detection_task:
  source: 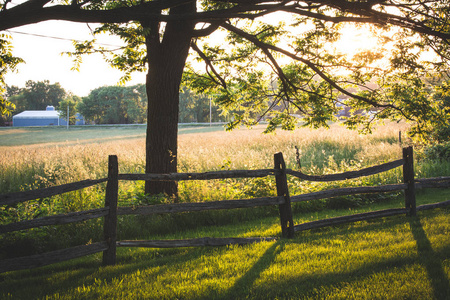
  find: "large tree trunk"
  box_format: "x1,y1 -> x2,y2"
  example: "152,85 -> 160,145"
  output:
144,3 -> 195,200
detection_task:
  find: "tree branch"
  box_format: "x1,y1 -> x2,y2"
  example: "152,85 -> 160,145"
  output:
0,0 -> 191,30
190,41 -> 227,89
1,0 -> 12,11
2,0 -> 449,44
192,21 -> 223,37
221,22 -> 399,110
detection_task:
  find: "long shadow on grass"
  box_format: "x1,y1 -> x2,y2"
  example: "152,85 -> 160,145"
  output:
409,217 -> 450,299
231,213 -> 450,299
0,247 -> 209,299
216,241 -> 284,300
240,241 -> 450,299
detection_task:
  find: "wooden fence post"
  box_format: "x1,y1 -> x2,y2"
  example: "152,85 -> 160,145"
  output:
103,155 -> 119,266
274,152 -> 294,238
402,146 -> 416,216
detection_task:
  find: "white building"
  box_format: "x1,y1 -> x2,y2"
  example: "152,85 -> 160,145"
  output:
12,106 -> 84,127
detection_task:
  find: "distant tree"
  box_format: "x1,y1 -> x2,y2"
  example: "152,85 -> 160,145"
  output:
0,85 -> 20,126
58,96 -> 79,125
179,86 -> 222,123
8,80 -> 67,113
76,94 -> 103,125
123,84 -> 147,124
0,100 -> 14,126
5,85 -> 21,98
78,84 -> 147,124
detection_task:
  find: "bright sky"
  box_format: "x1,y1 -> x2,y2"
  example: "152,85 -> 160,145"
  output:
5,21 -> 146,97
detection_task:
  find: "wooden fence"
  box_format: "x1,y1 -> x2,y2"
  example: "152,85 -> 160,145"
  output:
1,146 -> 449,273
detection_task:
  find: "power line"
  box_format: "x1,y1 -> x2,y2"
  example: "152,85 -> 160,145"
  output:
6,30 -> 123,48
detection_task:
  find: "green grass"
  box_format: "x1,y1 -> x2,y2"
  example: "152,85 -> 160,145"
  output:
0,124 -> 225,146
1,203 -> 449,299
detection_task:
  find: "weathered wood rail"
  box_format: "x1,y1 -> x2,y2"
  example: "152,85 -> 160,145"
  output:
1,146 -> 449,273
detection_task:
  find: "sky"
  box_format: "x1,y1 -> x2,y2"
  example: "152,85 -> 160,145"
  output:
5,21 -> 146,97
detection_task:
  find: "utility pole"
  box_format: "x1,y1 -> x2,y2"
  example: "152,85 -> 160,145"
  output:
67,105 -> 69,130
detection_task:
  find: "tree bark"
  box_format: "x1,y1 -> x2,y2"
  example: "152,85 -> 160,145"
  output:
144,2 -> 195,199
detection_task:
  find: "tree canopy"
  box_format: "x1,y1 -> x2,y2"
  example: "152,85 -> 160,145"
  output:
7,80 -> 67,113
58,95 -> 80,125
78,84 -> 147,124
179,86 -> 223,123
1,0 -> 449,196
0,33 -> 23,115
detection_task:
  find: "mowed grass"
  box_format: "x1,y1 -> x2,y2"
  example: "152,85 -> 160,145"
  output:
0,124 -> 224,147
1,122 -> 450,299
1,207 -> 449,299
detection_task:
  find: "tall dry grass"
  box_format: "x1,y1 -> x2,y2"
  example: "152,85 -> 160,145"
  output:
0,122 -> 409,198
0,122 -> 413,214
179,123 -> 407,172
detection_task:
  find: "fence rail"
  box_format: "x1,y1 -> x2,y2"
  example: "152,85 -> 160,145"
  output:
117,196 -> 284,216
0,242 -> 108,273
286,159 -> 404,181
0,208 -> 109,234
294,207 -> 408,232
0,178 -> 108,206
416,177 -> 450,188
118,169 -> 276,181
1,146 -> 449,273
290,183 -> 408,203
116,237 -> 278,248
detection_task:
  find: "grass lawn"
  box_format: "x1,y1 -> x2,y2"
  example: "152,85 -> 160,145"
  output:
1,202 -> 449,299
0,124 -> 225,146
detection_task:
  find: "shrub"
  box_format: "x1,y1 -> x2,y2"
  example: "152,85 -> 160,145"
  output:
422,142 -> 450,160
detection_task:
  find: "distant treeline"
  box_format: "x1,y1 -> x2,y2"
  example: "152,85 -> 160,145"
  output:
2,80 -> 225,125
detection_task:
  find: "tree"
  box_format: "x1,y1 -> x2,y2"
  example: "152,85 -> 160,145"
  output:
0,1 -> 449,199
0,33 -> 22,116
179,86 -> 222,123
58,96 -> 79,125
414,79 -> 450,143
7,80 -> 67,113
77,84 -> 147,124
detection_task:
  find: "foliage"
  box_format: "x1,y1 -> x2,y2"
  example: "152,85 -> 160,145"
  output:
0,33 -> 23,116
77,84 -> 147,124
65,21 -> 147,85
7,80 -> 67,113
179,86 -> 223,123
187,19 -> 450,141
416,79 -> 450,143
58,96 -> 80,125
421,142 -> 450,161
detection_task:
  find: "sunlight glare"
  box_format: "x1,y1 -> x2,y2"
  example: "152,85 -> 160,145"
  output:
334,25 -> 381,58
